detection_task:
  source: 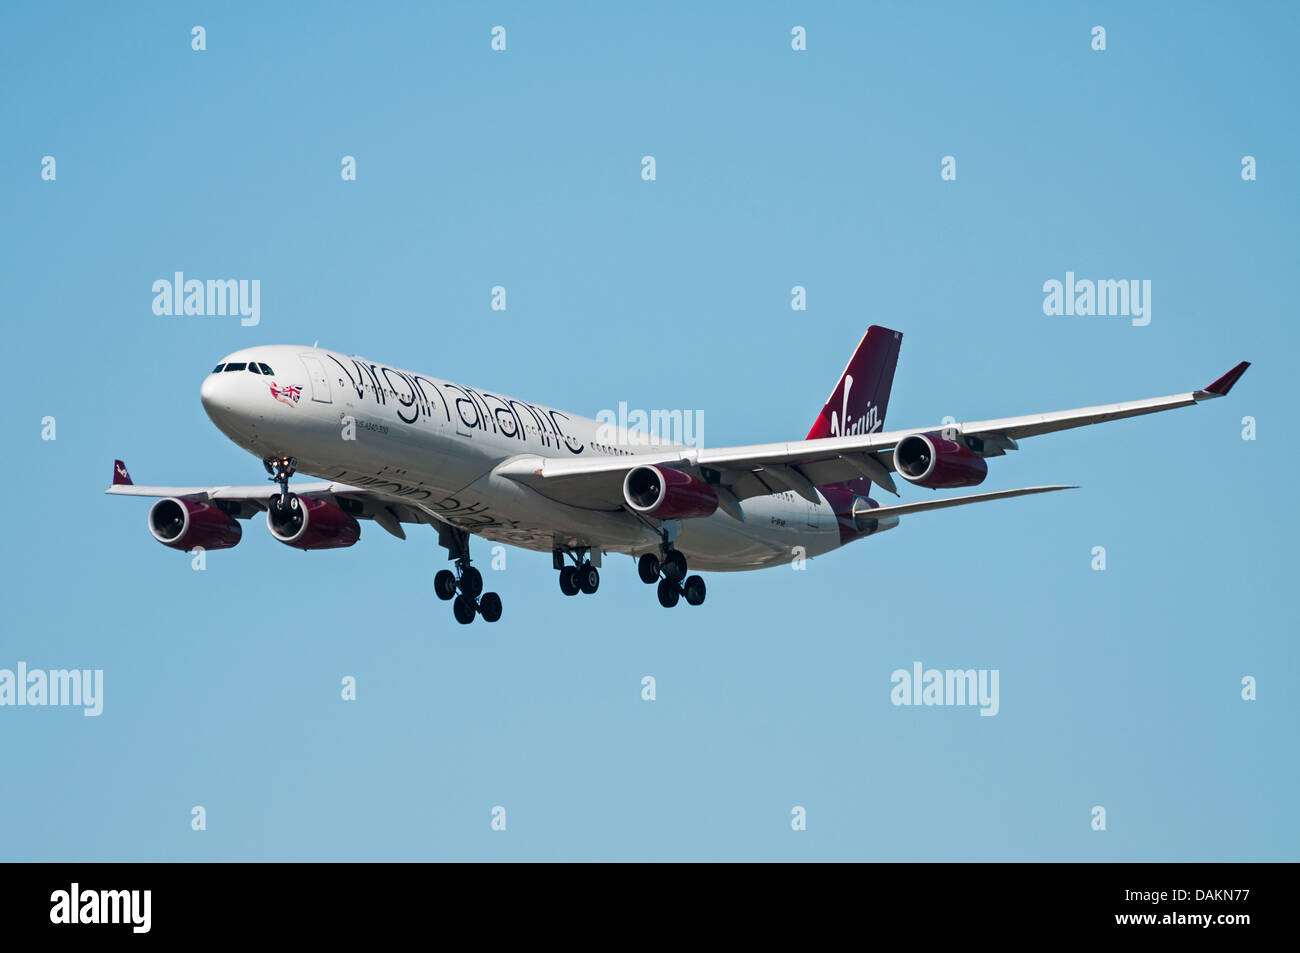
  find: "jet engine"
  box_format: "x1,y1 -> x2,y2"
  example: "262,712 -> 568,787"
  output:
148,498 -> 243,551
267,495 -> 361,550
892,433 -> 988,489
623,465 -> 719,520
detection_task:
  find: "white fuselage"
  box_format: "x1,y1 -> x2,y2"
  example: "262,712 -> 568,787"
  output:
199,345 -> 870,571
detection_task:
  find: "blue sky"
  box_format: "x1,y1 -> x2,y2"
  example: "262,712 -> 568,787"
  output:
1,2 -> 1295,860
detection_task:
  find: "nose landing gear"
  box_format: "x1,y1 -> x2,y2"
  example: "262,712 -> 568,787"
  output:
264,456 -> 298,511
435,525 -> 501,624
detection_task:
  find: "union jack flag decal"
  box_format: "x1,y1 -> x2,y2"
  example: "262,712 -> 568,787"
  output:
270,382 -> 302,407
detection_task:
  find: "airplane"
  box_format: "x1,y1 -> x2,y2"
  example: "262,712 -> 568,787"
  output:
107,326 -> 1249,624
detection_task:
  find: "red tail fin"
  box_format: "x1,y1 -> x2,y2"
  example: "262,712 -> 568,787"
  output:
112,459 -> 133,486
806,326 -> 902,440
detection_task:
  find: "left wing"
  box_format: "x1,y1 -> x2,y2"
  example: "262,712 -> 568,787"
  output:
105,460 -> 430,539
496,360 -> 1250,512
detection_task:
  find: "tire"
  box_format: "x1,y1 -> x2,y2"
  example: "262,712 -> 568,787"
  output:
452,595 -> 476,624
657,578 -> 680,608
579,564 -> 600,594
434,569 -> 458,601
459,566 -> 483,599
637,553 -> 661,584
663,550 -> 688,582
683,574 -> 706,606
479,592 -> 502,623
559,565 -> 580,596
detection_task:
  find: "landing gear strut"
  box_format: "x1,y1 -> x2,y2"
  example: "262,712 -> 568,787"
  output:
555,548 -> 600,597
264,456 -> 297,511
638,541 -> 706,608
434,525 -> 501,624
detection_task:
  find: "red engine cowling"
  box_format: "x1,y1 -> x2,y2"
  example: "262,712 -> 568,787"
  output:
267,495 -> 361,550
623,465 -> 718,520
892,432 -> 988,489
148,497 -> 243,551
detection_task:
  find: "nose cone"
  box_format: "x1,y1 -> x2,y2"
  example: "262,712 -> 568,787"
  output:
200,367 -> 250,436
200,371 -> 229,420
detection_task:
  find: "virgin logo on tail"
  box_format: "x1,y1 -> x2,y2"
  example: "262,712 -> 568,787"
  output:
829,375 -> 881,436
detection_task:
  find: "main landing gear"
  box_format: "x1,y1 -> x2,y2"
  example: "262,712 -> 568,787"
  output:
434,525 -> 501,625
637,547 -> 706,608
555,548 -> 600,597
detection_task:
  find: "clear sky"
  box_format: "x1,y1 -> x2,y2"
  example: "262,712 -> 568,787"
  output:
2,2 -> 1295,860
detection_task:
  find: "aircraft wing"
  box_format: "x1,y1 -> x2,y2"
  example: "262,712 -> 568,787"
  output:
104,463 -> 433,540
496,361 -> 1249,513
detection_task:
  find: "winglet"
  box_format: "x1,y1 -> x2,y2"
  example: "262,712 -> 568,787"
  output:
112,460 -> 133,486
1199,361 -> 1250,398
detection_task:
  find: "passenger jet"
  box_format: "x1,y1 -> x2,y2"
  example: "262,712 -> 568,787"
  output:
107,327 -> 1249,624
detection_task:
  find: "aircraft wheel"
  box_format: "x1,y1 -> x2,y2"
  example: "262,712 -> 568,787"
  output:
479,592 -> 502,623
453,595 -> 476,624
637,553 -> 661,584
578,564 -> 600,594
559,565 -> 580,596
683,575 -> 706,606
434,570 -> 458,601
459,566 -> 483,599
662,550 -> 688,582
657,578 -> 680,608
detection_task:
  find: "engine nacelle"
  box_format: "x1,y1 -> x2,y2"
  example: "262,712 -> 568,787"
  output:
267,495 -> 361,550
623,465 -> 718,520
892,432 -> 988,489
148,497 -> 243,551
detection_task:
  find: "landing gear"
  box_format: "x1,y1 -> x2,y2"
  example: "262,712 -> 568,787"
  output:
436,525 -> 501,624
637,553 -> 660,584
641,541 -> 706,608
555,547 -> 600,597
459,566 -> 483,599
662,550 -> 688,583
478,592 -> 503,623
683,574 -> 706,606
559,565 -> 580,596
452,594 -> 477,625
263,456 -> 298,511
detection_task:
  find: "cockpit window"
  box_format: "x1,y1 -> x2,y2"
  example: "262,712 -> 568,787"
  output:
248,362 -> 262,374
212,364 -> 225,373
224,362 -> 247,372
258,363 -> 274,375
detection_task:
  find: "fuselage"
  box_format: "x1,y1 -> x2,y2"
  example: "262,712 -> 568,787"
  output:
199,345 -> 889,571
